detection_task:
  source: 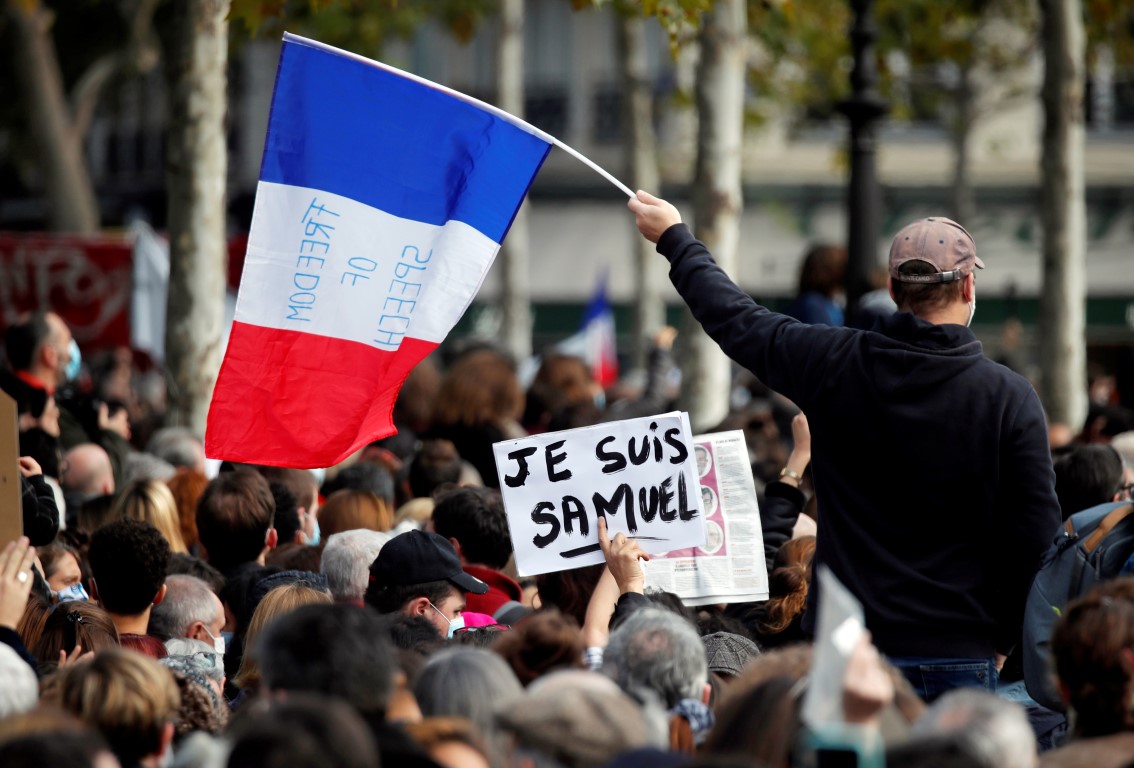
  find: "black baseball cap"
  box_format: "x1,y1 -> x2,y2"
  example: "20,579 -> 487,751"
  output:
369,529 -> 489,595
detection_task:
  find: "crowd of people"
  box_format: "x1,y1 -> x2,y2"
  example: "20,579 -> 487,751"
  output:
2,199 -> 1134,768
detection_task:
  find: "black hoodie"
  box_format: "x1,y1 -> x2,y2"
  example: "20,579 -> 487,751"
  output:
657,223 -> 1060,659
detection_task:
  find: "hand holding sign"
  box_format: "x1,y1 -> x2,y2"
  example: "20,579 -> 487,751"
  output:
598,516 -> 649,595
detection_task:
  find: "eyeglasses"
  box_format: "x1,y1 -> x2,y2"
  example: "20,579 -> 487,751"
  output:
452,624 -> 510,635
1119,483 -> 1134,501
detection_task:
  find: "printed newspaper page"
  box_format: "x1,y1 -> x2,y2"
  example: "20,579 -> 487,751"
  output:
642,430 -> 769,605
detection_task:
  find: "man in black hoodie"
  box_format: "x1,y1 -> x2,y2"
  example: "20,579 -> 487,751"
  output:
628,191 -> 1061,700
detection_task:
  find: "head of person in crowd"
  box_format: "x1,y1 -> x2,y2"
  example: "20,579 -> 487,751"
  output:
750,535 -> 816,646
110,479 -> 188,554
534,563 -> 605,628
264,542 -> 323,573
318,488 -> 393,538
321,461 -> 395,506
165,469 -> 209,550
320,529 -> 390,605
429,486 -> 521,616
1054,444 -> 1128,519
0,730 -> 118,768
145,426 -> 206,474
405,717 -> 492,768
195,469 -> 277,574
910,688 -> 1037,768
121,453 -> 175,486
887,217 -> 982,326
233,582 -> 333,694
31,600 -> 121,666
76,494 -> 117,537
164,638 -> 226,700
497,670 -> 663,768
0,710 -> 119,768
492,608 -> 585,686
259,466 -> 321,545
1112,431 -> 1134,476
364,529 -> 489,638
414,648 -> 522,737
166,552 -> 226,594
1051,576 -> 1134,739
603,607 -> 710,710
58,648 -> 179,768
267,480 -> 303,547
148,574 -> 226,652
522,353 -> 602,433
61,444 -> 115,506
88,518 -> 170,657
405,439 -> 463,500
702,631 -> 761,685
38,541 -> 87,602
427,347 -> 524,487
703,674 -> 801,767
5,310 -> 74,389
164,664 -> 228,743
798,243 -> 848,300
254,604 -> 396,726
224,694 -> 379,768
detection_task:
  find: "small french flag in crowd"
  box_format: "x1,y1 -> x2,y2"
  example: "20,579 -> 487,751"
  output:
206,34 -> 552,467
558,273 -> 619,390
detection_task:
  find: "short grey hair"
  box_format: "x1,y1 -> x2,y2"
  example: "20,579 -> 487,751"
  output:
603,607 -> 707,708
146,427 -> 205,472
320,529 -> 390,603
122,451 -> 176,485
912,688 -> 1037,768
415,647 -> 522,737
151,574 -> 221,639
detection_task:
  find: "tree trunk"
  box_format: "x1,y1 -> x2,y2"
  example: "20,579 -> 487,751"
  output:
6,1 -> 100,233
949,65 -> 976,226
618,9 -> 664,371
497,0 -> 532,363
1037,0 -> 1087,431
680,0 -> 746,431
163,0 -> 230,437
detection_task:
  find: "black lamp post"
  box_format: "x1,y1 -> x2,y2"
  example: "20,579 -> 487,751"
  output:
837,0 -> 888,316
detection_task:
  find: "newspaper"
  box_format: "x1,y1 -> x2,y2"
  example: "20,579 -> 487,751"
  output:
642,430 -> 770,605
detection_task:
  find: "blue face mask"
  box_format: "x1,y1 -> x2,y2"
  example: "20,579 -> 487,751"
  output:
55,583 -> 89,603
64,339 -> 82,382
429,601 -> 465,639
307,517 -> 321,547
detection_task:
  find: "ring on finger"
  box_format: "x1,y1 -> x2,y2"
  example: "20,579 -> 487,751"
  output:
17,571 -> 29,584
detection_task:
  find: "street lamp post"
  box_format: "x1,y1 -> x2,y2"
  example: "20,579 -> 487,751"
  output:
837,0 -> 888,317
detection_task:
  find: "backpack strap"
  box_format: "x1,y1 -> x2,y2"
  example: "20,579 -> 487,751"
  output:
1081,504 -> 1134,555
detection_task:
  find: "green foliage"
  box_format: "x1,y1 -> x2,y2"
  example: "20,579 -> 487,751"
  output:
229,0 -> 498,52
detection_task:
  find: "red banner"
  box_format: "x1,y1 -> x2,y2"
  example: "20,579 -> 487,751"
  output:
0,232 -> 134,351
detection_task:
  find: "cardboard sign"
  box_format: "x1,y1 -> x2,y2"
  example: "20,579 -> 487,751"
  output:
493,412 -> 706,576
0,391 -> 22,549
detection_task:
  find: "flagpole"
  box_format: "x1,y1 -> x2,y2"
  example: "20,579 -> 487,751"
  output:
549,139 -> 635,199
283,33 -> 636,201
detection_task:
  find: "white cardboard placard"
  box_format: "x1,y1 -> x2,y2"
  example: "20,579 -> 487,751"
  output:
493,411 -> 706,576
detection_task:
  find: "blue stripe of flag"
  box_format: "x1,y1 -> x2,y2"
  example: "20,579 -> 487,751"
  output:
260,39 -> 551,244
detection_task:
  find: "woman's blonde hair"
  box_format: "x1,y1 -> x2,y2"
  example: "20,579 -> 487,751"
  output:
233,583 -> 333,691
319,489 -> 394,537
111,479 -> 188,553
58,648 -> 179,765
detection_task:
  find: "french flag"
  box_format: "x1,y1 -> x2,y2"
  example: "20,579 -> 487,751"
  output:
206,34 -> 551,468
558,273 -> 619,389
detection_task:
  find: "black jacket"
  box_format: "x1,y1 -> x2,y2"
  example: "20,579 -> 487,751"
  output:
658,224 -> 1060,659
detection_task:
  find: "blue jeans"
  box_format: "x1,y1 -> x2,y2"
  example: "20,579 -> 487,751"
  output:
887,656 -> 997,702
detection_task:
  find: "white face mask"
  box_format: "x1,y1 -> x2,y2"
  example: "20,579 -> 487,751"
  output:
202,626 -> 226,656
967,297 -> 976,327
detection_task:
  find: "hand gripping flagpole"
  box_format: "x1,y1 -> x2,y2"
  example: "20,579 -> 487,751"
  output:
284,33 -> 638,201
